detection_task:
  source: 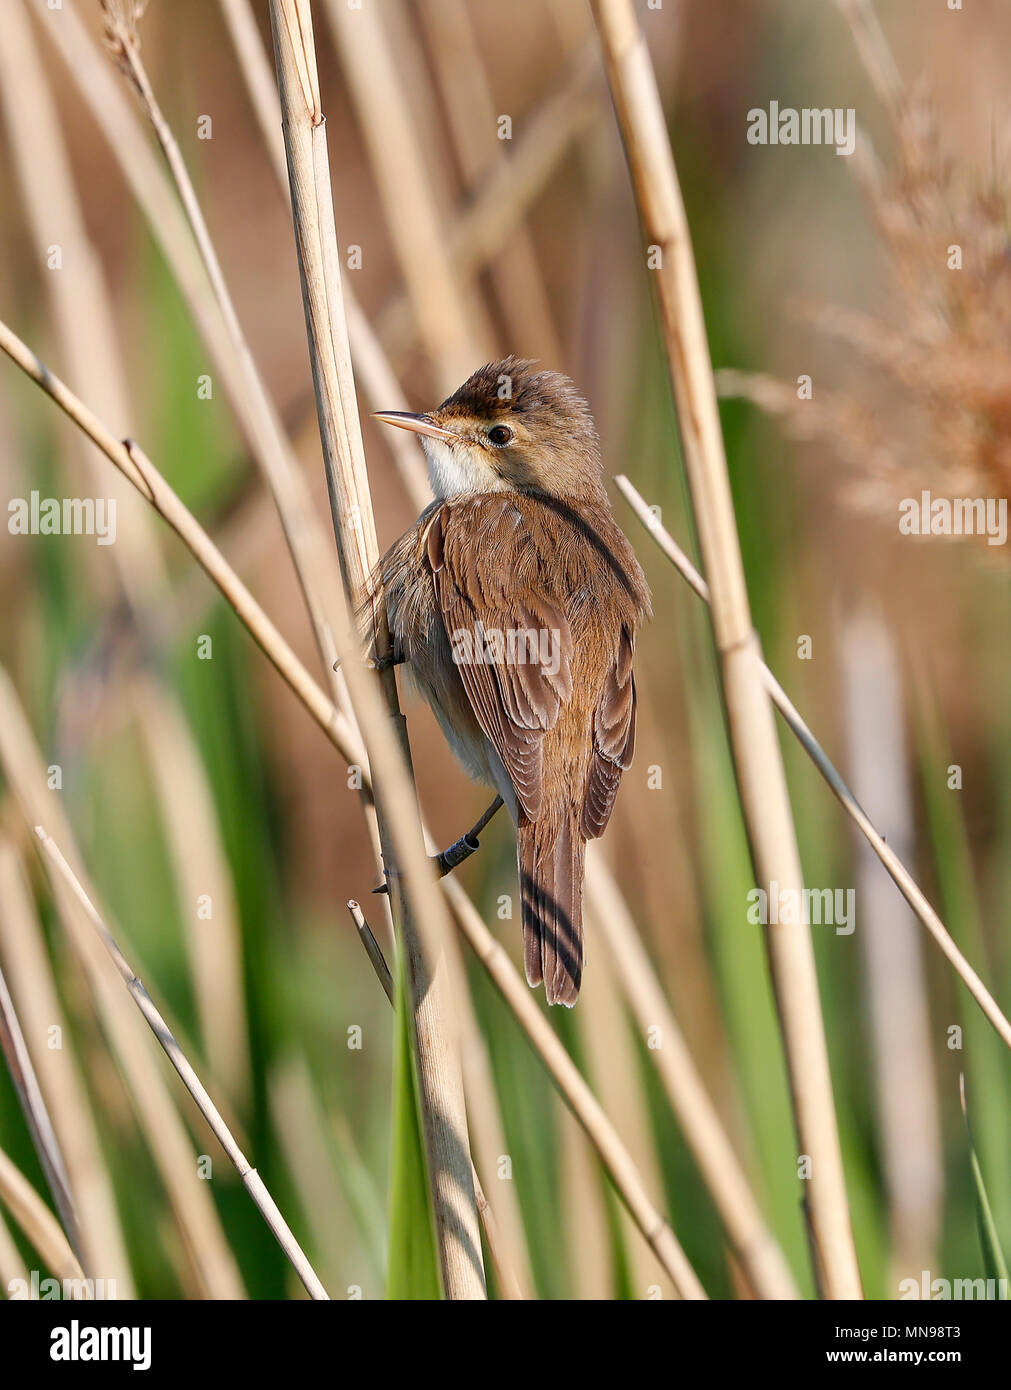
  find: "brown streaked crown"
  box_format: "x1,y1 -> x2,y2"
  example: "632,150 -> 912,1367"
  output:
431,356 -> 608,501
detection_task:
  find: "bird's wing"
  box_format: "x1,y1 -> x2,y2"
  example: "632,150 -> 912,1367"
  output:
426,496 -> 573,822
581,622 -> 637,839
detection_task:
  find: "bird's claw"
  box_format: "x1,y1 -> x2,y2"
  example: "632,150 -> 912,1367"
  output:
370,835 -> 482,895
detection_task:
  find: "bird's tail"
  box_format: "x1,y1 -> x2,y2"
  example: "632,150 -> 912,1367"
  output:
519,815 -> 585,1006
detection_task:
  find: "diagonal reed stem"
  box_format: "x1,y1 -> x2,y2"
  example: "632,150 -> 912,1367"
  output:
32,826 -> 328,1301
0,1145 -> 88,1297
0,963 -> 81,1261
616,475 -> 1011,1054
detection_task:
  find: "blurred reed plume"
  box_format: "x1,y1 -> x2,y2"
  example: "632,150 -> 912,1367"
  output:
720,86 -> 1011,547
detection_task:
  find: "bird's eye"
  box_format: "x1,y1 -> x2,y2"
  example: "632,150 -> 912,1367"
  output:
487,425 -> 513,446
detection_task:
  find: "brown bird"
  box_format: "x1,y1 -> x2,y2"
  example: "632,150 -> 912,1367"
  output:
374,358 -> 651,1005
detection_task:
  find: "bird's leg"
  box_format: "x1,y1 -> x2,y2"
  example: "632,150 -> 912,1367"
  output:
372,796 -> 505,894
433,795 -> 505,876
368,651 -> 405,673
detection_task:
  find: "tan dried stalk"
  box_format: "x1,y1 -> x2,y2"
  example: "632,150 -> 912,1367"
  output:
0,960 -> 79,1258
441,878 -> 706,1299
0,1209 -> 29,1292
268,0 -> 485,1300
32,825 -> 328,1301
2,0 -> 250,1111
215,0 -> 428,517
322,0 -> 488,392
0,1146 -> 88,1296
0,839 -> 135,1295
591,0 -> 862,1297
347,900 -> 526,1302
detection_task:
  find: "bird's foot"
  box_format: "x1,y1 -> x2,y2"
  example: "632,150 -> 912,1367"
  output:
332,650 -> 406,673
370,836 -> 481,895
370,796 -> 505,894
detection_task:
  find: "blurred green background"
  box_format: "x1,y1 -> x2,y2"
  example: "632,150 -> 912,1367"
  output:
0,0 -> 1008,1300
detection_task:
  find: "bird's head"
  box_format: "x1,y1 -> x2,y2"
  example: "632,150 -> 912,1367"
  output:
374,357 -> 606,502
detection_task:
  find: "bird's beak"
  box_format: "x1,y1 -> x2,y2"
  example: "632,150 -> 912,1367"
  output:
372,410 -> 456,442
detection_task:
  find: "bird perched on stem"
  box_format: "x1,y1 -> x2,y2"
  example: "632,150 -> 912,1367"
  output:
374,358 -> 651,1005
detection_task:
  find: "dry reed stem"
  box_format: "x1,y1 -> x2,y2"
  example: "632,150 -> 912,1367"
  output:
0,674 -> 246,1300
0,839 -> 135,1294
5,2 -> 253,1113
440,877 -> 706,1299
0,1208 -> 29,1292
584,851 -> 801,1299
32,825 -> 329,1302
217,0 -> 431,516
0,961 -> 80,1259
102,4 -> 348,698
269,0 -> 485,1300
347,900 -> 526,1302
616,476 -> 1011,1053
323,0 -> 489,391
414,0 -> 564,366
592,0 -> 862,1297
375,40 -> 601,364
0,1146 -> 89,1297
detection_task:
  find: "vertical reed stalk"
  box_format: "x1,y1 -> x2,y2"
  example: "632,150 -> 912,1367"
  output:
322,0 -> 488,391
591,0 -> 862,1297
584,852 -> 800,1299
268,0 -> 485,1300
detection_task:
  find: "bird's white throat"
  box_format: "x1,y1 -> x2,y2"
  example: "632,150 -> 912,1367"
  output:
422,436 -> 506,497
422,436 -> 475,498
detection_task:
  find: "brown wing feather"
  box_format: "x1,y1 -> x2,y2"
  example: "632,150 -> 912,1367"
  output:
581,624 -> 638,840
427,497 -> 573,821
